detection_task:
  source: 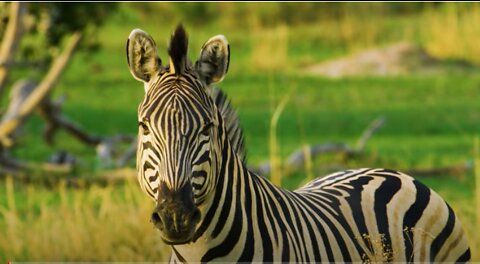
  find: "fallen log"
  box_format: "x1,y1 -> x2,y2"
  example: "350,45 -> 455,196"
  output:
253,116 -> 386,175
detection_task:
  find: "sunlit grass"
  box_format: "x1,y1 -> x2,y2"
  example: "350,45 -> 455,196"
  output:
250,24 -> 289,71
0,176 -> 170,261
422,3 -> 480,64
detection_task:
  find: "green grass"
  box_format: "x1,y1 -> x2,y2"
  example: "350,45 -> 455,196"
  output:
13,70 -> 479,170
221,73 -> 480,165
2,2 -> 480,261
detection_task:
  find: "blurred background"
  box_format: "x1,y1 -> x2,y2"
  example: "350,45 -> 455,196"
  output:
0,2 -> 479,261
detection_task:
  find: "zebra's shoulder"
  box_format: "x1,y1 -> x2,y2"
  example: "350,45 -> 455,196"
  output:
209,87 -> 247,162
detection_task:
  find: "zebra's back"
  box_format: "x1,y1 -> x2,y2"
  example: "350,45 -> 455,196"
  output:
295,168 -> 470,262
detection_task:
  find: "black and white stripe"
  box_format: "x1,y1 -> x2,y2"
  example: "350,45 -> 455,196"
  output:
170,142 -> 470,262
128,25 -> 471,263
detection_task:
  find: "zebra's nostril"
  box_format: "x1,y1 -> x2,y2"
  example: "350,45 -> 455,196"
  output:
151,212 -> 162,226
191,208 -> 201,224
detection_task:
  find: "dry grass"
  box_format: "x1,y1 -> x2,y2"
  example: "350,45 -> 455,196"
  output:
446,198 -> 477,261
244,3 -> 480,71
0,176 -> 170,261
335,10 -> 385,52
250,24 -> 289,71
268,85 -> 294,187
0,168 -> 478,261
422,3 -> 480,64
358,233 -> 391,263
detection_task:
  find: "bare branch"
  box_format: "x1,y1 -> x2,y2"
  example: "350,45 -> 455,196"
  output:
96,134 -> 136,167
355,116 -> 385,151
0,165 -> 136,189
0,80 -> 36,146
38,96 -> 102,146
115,138 -> 138,167
0,32 -> 82,147
287,143 -> 351,166
253,116 -> 386,176
0,59 -> 49,69
0,2 -> 27,96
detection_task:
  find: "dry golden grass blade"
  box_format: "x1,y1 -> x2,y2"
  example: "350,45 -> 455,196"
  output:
474,136 -> 480,260
0,178 -> 171,261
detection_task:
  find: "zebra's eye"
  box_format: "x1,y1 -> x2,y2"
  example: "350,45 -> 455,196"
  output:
200,122 -> 213,136
139,121 -> 150,135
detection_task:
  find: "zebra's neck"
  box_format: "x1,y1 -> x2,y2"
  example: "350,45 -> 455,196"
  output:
171,114 -> 285,262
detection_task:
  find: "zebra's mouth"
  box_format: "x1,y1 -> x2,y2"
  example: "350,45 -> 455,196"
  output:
161,235 -> 193,245
150,181 -> 201,245
156,225 -> 197,245
150,209 -> 201,245
151,198 -> 201,245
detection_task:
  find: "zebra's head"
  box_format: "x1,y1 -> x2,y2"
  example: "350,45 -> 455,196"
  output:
126,25 -> 230,245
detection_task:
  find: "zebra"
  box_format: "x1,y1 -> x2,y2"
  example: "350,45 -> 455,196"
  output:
126,25 -> 471,262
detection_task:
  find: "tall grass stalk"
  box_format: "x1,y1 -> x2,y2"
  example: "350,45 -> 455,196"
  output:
268,77 -> 297,187
303,144 -> 314,181
269,90 -> 291,187
474,136 -> 480,260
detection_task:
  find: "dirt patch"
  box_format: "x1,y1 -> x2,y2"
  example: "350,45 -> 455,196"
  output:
303,42 -> 475,77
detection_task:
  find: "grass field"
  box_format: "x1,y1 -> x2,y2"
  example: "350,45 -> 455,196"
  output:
1,2 -> 480,261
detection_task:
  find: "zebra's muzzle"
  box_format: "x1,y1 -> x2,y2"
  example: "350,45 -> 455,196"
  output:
151,182 -> 201,244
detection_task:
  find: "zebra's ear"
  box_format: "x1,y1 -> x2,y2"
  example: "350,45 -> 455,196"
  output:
195,35 -> 230,85
127,29 -> 162,83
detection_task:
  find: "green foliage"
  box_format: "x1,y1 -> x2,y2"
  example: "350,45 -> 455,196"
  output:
28,3 -> 117,46
1,2 -> 118,79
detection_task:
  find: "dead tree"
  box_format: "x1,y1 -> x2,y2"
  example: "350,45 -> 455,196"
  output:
0,32 -> 83,172
0,2 -> 26,97
0,2 -> 131,175
253,116 -> 473,180
253,116 -> 386,176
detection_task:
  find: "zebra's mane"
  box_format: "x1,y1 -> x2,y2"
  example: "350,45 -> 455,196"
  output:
168,24 -> 188,74
210,87 -> 247,163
